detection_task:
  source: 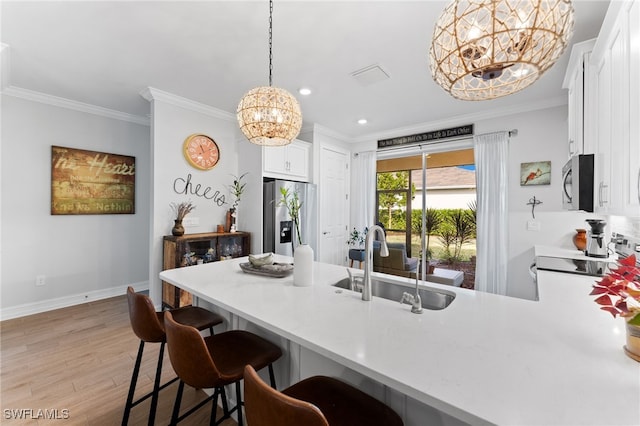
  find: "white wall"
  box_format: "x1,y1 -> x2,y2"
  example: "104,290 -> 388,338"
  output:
609,215 -> 640,239
5,91 -> 634,315
0,95 -> 150,318
143,89 -> 241,307
475,105 -> 603,299
236,133 -> 264,254
349,104 -> 601,300
411,188 -> 476,210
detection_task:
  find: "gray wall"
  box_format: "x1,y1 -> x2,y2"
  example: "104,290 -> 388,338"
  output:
143,90 -> 241,307
1,95 -> 150,318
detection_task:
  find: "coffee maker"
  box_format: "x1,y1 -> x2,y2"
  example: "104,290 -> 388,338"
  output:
585,219 -> 608,258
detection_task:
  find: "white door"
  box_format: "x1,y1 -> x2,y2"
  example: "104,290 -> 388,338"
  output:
318,145 -> 349,265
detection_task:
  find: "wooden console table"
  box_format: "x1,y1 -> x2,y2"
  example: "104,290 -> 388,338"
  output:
162,231 -> 250,309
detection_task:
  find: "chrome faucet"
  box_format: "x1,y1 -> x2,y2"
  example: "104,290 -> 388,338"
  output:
400,273 -> 423,314
363,225 -> 389,301
346,268 -> 363,292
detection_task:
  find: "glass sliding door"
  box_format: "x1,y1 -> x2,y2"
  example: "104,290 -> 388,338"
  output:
376,147 -> 476,288
376,170 -> 413,255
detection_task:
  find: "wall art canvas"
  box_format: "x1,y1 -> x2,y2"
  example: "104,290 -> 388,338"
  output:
520,161 -> 551,186
51,146 -> 136,215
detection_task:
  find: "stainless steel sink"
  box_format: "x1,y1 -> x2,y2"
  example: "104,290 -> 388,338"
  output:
332,277 -> 455,310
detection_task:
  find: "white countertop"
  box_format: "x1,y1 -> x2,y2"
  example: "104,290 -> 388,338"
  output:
160,256 -> 640,426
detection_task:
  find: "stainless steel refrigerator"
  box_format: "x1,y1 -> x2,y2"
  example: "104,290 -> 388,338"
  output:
263,179 -> 317,258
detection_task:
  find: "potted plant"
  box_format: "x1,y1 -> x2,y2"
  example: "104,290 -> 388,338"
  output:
170,201 -> 195,236
590,254 -> 640,361
278,187 -> 313,286
278,186 -> 302,248
347,227 -> 368,267
227,172 -> 247,232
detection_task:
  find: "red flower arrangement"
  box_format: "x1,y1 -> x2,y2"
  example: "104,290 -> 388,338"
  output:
590,254 -> 640,325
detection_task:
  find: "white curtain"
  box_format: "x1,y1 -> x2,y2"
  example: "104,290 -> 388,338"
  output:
351,151 -> 377,232
474,132 -> 509,295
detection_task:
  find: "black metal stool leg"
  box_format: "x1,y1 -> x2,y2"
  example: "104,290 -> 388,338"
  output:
209,388 -> 220,426
220,386 -> 229,416
122,340 -> 144,426
235,381 -> 243,426
147,341 -> 165,426
268,364 -> 276,388
170,380 -> 185,426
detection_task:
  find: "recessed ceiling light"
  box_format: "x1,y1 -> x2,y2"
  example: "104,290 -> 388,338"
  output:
357,119 -> 368,125
299,88 -> 312,96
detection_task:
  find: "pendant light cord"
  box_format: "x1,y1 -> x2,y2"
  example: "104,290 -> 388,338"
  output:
268,0 -> 273,87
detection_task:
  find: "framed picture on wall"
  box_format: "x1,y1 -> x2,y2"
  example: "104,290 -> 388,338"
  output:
520,161 -> 551,186
51,146 -> 136,215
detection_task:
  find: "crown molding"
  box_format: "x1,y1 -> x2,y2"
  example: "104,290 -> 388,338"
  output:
140,87 -> 235,121
353,95 -> 568,144
2,86 -> 150,126
310,123 -> 351,142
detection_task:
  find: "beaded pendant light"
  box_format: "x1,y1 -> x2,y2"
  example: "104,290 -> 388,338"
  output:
429,0 -> 574,101
237,0 -> 302,146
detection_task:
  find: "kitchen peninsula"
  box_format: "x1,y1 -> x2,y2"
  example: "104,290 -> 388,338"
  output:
160,255 -> 640,426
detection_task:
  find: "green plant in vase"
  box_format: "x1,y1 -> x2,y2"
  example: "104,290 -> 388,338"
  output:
347,227 -> 368,265
278,187 -> 302,249
279,186 -> 314,286
227,172 -> 247,232
228,172 -> 248,210
347,227 -> 367,248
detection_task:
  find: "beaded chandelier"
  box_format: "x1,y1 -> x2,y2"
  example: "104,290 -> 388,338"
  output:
429,0 -> 574,101
237,0 -> 302,146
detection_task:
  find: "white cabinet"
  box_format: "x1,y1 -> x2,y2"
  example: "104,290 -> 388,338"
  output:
593,51 -> 612,211
590,0 -> 640,216
563,40 -> 595,157
566,75 -> 581,156
263,139 -> 311,182
625,0 -> 640,215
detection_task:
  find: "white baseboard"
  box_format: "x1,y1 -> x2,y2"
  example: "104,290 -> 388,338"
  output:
0,281 -> 149,321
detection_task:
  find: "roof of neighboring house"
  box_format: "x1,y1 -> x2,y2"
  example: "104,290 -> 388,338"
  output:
412,167 -> 476,189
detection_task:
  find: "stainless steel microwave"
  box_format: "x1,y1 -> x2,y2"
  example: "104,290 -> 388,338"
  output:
562,154 -> 594,212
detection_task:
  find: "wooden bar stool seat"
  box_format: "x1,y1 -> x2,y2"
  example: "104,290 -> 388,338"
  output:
164,311 -> 282,426
244,365 -> 404,426
123,286 -> 224,426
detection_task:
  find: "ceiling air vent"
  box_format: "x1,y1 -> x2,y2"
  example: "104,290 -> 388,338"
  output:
351,64 -> 390,86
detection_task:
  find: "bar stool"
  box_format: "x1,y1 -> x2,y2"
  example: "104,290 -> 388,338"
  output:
164,311 -> 282,426
244,365 -> 404,426
123,287 -> 224,426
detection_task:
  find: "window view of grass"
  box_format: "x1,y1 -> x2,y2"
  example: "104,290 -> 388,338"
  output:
383,208 -> 477,263
376,159 -> 477,288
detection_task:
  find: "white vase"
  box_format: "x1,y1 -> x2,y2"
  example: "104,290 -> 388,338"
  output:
293,244 -> 314,287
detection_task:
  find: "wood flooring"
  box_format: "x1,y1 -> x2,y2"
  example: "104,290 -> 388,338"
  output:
0,295 -> 237,426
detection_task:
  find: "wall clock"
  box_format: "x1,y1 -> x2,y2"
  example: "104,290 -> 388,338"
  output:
183,134 -> 220,170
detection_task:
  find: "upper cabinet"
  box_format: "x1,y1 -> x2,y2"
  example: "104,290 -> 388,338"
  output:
627,0 -> 640,215
589,0 -> 640,216
563,39 -> 596,157
263,139 -> 311,182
